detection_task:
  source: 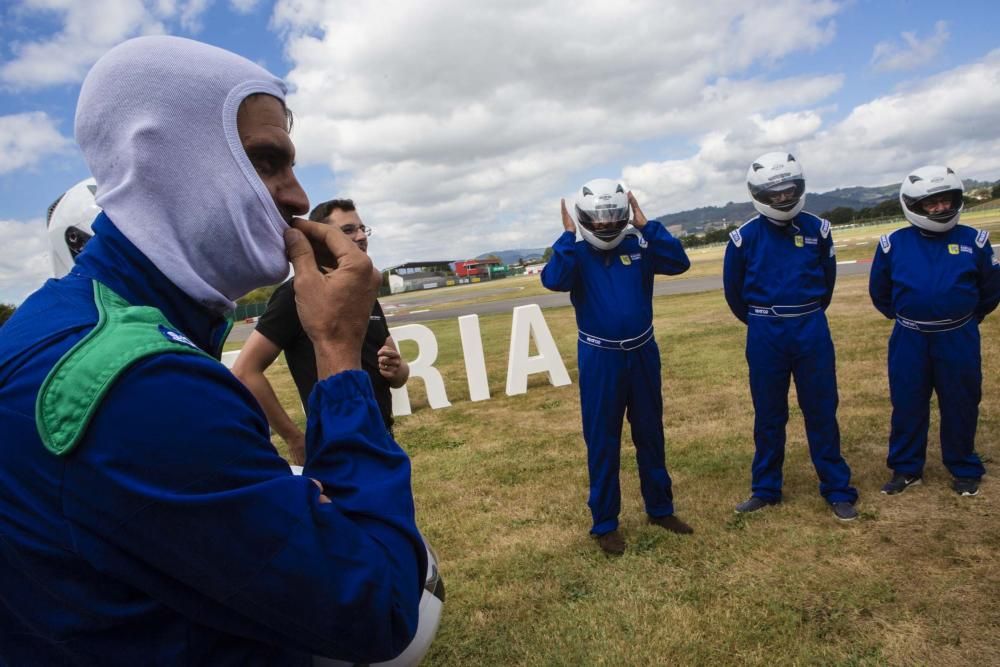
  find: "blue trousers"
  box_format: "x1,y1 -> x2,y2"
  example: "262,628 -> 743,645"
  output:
887,320 -> 985,479
578,339 -> 674,535
745,311 -> 857,504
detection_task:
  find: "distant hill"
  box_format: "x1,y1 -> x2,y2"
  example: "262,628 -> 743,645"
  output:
654,179 -> 992,234
475,248 -> 548,265
473,179 -> 997,260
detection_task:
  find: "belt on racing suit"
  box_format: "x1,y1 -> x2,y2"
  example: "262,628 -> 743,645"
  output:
578,324 -> 654,350
747,300 -> 821,318
895,312 -> 974,333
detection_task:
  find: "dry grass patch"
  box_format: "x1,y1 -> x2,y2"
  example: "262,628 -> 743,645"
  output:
226,218 -> 998,665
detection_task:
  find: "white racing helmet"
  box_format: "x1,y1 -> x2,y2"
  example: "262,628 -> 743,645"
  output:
899,165 -> 964,233
747,152 -> 806,222
288,465 -> 444,666
46,178 -> 101,278
311,536 -> 444,667
574,178 -> 632,250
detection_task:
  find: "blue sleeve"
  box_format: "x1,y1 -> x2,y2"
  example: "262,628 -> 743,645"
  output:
540,231 -> 579,292
723,240 -> 748,324
821,228 -> 837,310
64,357 -> 424,663
976,242 -> 1000,321
641,220 -> 690,276
869,242 -> 894,319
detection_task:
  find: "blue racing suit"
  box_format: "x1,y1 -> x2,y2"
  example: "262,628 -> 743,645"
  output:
869,224 -> 1000,480
541,221 -> 690,535
0,215 -> 426,665
723,212 -> 857,504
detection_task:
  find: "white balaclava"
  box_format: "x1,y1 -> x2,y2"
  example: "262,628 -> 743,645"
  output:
75,36 -> 292,314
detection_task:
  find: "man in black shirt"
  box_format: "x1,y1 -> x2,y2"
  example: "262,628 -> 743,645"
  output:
233,199 -> 409,464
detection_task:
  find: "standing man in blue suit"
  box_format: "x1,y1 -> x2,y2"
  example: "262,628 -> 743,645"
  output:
542,179 -> 694,555
723,152 -> 859,521
870,165 -> 1000,497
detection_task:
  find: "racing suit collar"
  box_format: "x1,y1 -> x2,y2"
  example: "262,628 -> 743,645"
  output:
72,213 -> 231,356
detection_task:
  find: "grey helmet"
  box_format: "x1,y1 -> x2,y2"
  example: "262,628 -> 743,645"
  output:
747,152 -> 806,222
574,178 -> 632,250
46,178 -> 100,278
899,165 -> 964,233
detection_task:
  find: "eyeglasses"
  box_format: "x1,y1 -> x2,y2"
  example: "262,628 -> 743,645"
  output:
340,224 -> 373,238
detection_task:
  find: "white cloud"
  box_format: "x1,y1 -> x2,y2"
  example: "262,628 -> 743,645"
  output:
177,0 -> 212,32
0,0 -> 225,88
0,218 -> 50,305
623,49 -> 1000,217
802,48 -> 1000,188
1,0 -> 165,88
274,0 -> 844,265
229,0 -> 258,13
0,112 -> 72,175
871,20 -> 950,73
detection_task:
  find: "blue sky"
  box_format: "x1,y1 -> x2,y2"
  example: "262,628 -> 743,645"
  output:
1,0 -> 999,304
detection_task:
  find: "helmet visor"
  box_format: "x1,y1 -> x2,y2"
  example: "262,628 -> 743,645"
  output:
902,189 -> 963,223
65,225 -> 93,259
576,204 -> 629,239
748,178 -> 805,211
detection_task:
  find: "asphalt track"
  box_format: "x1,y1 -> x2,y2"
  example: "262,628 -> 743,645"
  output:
227,260 -> 874,343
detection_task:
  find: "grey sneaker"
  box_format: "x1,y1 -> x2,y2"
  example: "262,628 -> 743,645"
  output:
952,478 -> 980,497
881,473 -> 922,495
831,501 -> 858,521
735,496 -> 778,514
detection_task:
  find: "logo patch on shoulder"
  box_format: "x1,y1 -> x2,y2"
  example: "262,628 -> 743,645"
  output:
820,219 -> 831,238
794,235 -> 805,248
948,244 -> 960,255
158,324 -> 198,349
620,254 -> 632,266
976,229 -> 990,248
880,235 -> 891,253
729,229 -> 743,247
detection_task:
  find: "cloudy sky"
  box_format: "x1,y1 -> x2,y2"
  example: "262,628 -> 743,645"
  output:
2,0 -> 999,304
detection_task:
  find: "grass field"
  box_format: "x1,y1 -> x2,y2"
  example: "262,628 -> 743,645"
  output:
248,212 -> 1000,666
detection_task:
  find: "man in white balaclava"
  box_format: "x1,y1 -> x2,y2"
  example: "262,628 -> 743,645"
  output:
0,36 -> 426,665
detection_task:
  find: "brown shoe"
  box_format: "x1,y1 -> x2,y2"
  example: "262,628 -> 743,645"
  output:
595,530 -> 626,555
648,514 -> 694,535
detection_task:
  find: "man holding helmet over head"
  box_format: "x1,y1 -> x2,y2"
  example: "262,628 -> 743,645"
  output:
723,152 -> 858,521
541,179 -> 693,555
870,165 -> 1000,497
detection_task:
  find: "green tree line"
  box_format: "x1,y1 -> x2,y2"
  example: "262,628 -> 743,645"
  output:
0,303 -> 15,327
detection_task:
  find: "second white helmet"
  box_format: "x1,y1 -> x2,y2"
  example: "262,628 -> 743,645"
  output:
747,152 -> 806,222
46,178 -> 100,278
574,178 -> 631,250
899,165 -> 964,233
